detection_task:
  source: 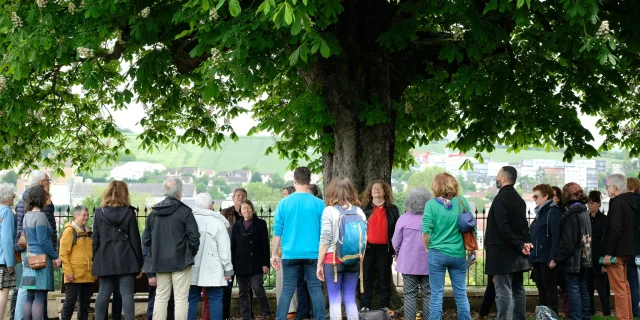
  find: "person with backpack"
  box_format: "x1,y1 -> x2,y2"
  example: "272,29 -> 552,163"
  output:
59,206 -> 94,320
549,183 -> 592,320
316,177 -> 367,320
392,188 -> 432,320
422,173 -> 474,320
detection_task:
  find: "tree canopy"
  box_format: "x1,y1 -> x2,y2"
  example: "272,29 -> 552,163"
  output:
0,0 -> 638,188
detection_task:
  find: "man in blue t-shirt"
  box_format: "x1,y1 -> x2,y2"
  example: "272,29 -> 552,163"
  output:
271,167 -> 326,320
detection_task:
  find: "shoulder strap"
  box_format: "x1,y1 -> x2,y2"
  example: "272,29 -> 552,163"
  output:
456,196 -> 468,213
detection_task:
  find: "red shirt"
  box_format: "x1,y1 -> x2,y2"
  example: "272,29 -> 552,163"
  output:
324,252 -> 341,264
367,205 -> 388,244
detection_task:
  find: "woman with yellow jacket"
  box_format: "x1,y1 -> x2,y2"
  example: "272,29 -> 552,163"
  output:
60,206 -> 94,320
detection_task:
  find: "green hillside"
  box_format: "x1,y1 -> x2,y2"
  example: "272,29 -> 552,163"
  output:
89,133 -> 626,176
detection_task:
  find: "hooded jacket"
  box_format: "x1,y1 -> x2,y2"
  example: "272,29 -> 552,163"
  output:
191,207 -> 233,287
60,222 -> 93,283
92,206 -> 143,276
142,197 -> 200,273
15,187 -> 56,252
604,192 -> 636,257
529,201 -> 562,264
552,201 -> 592,273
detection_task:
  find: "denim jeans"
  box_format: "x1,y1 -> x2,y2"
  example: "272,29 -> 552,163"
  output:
627,264 -> 640,317
428,249 -> 470,320
324,263 -> 359,320
276,259 -> 326,320
297,267 -> 311,320
14,285 -> 26,320
188,286 -> 223,320
564,270 -> 590,320
494,272 -> 526,320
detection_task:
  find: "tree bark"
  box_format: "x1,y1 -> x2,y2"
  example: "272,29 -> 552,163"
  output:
300,0 -> 399,191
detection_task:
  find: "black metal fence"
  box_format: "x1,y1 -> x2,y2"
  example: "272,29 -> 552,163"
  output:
50,203 -> 579,291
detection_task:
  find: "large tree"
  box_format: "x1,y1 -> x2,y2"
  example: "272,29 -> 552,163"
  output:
0,0 -> 638,189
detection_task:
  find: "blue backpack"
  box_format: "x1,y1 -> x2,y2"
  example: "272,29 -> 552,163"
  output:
332,205 -> 367,289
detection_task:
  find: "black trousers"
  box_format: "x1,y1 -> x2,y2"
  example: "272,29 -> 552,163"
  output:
532,262 -> 559,314
237,274 -> 271,320
479,275 -> 495,316
586,265 -> 611,316
9,287 -> 18,320
61,283 -> 93,320
362,243 -> 393,309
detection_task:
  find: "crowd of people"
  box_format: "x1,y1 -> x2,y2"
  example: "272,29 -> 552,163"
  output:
0,166 -> 637,320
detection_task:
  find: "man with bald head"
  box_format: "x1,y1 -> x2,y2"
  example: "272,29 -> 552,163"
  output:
142,177 -> 200,320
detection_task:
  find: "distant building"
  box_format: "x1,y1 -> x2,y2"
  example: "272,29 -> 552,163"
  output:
260,173 -> 273,183
202,169 -> 216,177
110,162 -> 166,181
542,168 -> 565,187
166,168 -> 179,176
180,167 -> 201,177
218,171 -> 230,178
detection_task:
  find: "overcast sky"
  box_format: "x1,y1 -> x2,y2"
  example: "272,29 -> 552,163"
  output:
112,102 -> 606,147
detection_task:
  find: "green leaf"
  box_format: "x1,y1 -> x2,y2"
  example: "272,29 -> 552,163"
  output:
483,0 -> 498,14
203,81 -> 218,101
609,40 -> 617,51
202,0 -> 211,11
311,41 -> 320,54
516,0 -> 524,8
608,54 -> 617,66
216,0 -> 225,10
302,0 -> 307,5
175,29 -> 194,40
289,47 -> 300,66
320,39 -> 330,58
284,3 -> 294,25
228,0 -> 241,16
257,0 -> 271,14
291,17 -> 302,35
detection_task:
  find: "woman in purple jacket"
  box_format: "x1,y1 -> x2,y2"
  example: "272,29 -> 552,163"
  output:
392,188 -> 432,320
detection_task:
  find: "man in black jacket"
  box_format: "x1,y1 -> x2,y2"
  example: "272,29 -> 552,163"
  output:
485,166 -> 532,320
142,178 -> 200,320
603,174 -> 636,320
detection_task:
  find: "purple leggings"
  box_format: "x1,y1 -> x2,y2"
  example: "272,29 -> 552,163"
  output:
324,263 -> 360,320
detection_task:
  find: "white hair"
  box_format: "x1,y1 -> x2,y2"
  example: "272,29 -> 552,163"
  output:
195,193 -> 214,209
29,171 -> 47,187
163,177 -> 183,198
608,174 -> 627,192
0,183 -> 15,203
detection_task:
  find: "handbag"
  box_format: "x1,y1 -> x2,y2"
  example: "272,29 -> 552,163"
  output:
456,195 -> 476,232
18,232 -> 26,250
359,308 -> 391,320
457,197 -> 479,251
24,227 -> 47,270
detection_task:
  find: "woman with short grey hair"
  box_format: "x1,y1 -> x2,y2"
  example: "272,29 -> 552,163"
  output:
392,188 -> 433,319
0,183 -> 16,318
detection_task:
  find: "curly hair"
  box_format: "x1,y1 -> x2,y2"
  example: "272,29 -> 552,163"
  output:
325,177 -> 360,207
361,180 -> 394,208
404,188 -> 432,214
563,182 -> 587,204
101,180 -> 131,207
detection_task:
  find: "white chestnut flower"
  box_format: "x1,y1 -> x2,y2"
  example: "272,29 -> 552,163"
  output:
2,145 -> 9,153
0,76 -> 6,92
452,25 -> 464,41
68,2 -> 77,14
596,20 -> 610,38
36,0 -> 48,8
405,101 -> 412,114
105,138 -> 112,147
210,48 -> 222,65
47,153 -> 54,160
209,8 -> 219,21
80,0 -> 85,8
139,7 -> 150,18
17,138 -> 23,145
77,47 -> 94,58
11,12 -> 23,31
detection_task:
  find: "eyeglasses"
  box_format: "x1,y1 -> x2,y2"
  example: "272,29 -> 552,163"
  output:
41,179 -> 51,183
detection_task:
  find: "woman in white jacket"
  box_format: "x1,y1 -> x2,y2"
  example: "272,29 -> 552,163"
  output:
188,193 -> 234,320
